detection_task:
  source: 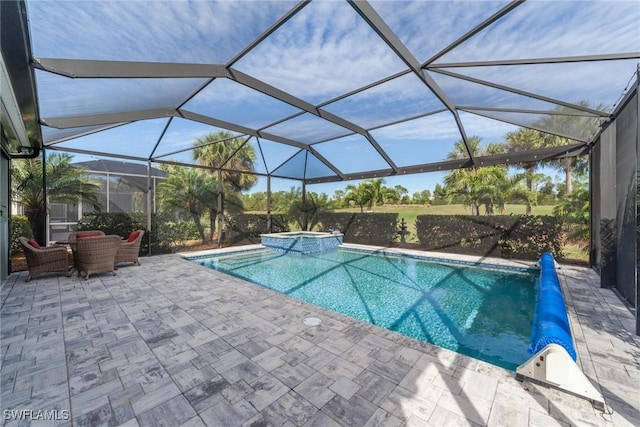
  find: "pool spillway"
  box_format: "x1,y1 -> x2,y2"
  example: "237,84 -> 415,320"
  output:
260,231 -> 343,255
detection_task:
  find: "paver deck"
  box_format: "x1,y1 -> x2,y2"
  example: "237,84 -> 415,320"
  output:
1,248 -> 638,426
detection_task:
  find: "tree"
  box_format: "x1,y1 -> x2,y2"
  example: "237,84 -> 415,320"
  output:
157,166 -> 215,243
389,185 -> 409,204
345,182 -> 371,213
11,152 -> 100,245
444,137 -> 511,215
330,189 -> 346,209
432,184 -> 447,204
192,131 -> 257,238
553,181 -> 589,245
445,166 -> 513,215
366,178 -> 390,212
412,190 -> 431,205
505,128 -> 546,215
536,102 -> 602,194
287,192 -> 329,231
192,131 -> 257,191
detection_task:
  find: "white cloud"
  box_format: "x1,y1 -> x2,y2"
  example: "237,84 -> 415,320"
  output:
436,1 -> 640,62
234,1 -> 408,103
28,0 -> 298,63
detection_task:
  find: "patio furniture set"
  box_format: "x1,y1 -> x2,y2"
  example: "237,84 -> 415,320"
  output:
18,230 -> 144,281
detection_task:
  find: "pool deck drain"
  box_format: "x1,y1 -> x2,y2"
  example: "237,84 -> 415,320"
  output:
1,248 -> 638,426
303,317 -> 322,326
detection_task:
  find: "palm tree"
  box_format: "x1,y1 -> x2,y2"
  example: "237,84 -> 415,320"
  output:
444,166 -> 510,215
157,166 -> 214,243
192,131 -> 257,191
535,102 -> 602,194
11,152 -> 100,245
192,131 -> 257,238
444,136 -> 510,215
345,182 -> 371,213
505,128 -> 546,215
366,178 -> 391,212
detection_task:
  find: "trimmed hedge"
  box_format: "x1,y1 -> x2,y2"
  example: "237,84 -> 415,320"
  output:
78,212 -> 175,254
316,212 -> 398,246
226,214 -> 290,238
10,215 -> 33,256
415,215 -> 564,260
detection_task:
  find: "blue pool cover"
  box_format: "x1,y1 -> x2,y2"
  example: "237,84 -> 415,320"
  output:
527,253 -> 577,361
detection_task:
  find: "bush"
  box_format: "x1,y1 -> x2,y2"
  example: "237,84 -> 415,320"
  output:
415,215 -> 564,260
78,212 -> 144,238
78,212 -> 174,255
316,212 -> 399,246
10,215 -> 33,255
226,214 -> 290,239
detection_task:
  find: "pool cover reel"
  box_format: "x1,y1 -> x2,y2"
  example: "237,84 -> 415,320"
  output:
528,252 -> 577,361
516,253 -> 605,410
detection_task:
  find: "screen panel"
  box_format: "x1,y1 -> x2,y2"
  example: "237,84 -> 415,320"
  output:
182,78 -> 302,129
435,0 -> 640,62
233,0 -> 408,105
28,0 -> 297,64
36,70 -> 207,119
370,111 -> 466,167
53,119 -> 169,159
322,73 -> 446,130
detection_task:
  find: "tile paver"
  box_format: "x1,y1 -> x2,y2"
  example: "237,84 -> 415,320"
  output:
1,249 -> 638,426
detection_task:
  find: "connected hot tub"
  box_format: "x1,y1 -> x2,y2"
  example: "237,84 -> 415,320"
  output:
260,231 -> 343,255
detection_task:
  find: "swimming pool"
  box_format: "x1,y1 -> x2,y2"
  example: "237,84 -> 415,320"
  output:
189,248 -> 537,371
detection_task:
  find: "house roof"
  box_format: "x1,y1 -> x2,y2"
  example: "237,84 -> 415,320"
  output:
3,0 -> 639,183
73,159 -> 167,178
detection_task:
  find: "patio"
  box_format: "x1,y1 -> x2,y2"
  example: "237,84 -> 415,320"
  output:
1,250 -> 637,426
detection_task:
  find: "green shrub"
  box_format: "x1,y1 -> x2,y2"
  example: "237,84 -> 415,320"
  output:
78,212 -> 174,255
10,215 -> 33,255
227,214 -> 290,238
317,212 -> 398,246
78,212 -> 144,238
415,215 -> 564,260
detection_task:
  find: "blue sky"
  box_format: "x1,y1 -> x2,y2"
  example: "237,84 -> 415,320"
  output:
29,0 -> 640,190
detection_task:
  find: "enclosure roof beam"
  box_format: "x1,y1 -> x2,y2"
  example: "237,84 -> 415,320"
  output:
433,69 -> 610,117
48,145 -> 149,162
44,123 -> 129,146
179,110 -> 308,150
423,0 -> 524,66
460,108 -> 599,143
305,143 -> 587,184
226,0 -> 311,67
430,52 -> 640,68
33,58 -> 230,79
42,108 -> 177,128
457,106 -> 602,117
348,0 -> 475,164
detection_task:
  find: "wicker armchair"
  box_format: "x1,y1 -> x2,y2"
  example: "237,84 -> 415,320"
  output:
19,237 -> 71,282
74,235 -> 122,280
116,230 -> 144,266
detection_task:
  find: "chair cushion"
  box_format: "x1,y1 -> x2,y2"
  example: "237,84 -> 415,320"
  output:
76,232 -> 102,239
127,231 -> 140,242
28,239 -> 41,249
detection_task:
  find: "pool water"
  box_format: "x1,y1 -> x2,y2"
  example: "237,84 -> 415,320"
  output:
193,248 -> 537,370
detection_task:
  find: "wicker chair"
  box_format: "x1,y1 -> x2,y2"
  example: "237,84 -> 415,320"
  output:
74,235 -> 122,280
68,230 -> 105,243
19,237 -> 71,282
116,230 -> 144,266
